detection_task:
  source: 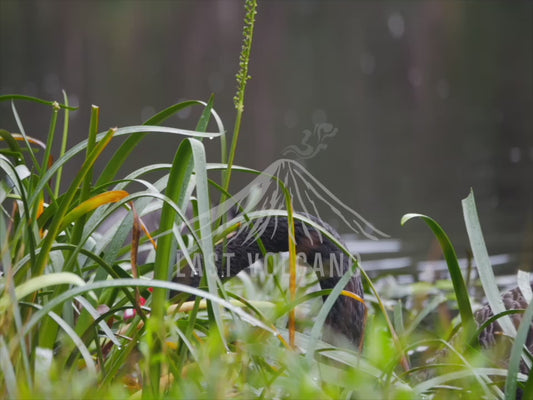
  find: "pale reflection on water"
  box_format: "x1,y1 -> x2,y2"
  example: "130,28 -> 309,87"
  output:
345,234 -> 519,292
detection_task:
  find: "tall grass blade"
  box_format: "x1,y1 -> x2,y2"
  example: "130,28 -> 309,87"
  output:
73,296 -> 120,345
523,368 -> 533,399
517,270 -> 532,304
401,213 -> 476,343
2,244 -> 32,389
54,90 -> 71,196
0,336 -> 18,399
71,105 -> 100,246
187,138 -> 227,342
0,94 -> 76,110
147,137 -> 205,395
36,128 -> 116,349
23,279 -> 276,338
10,102 -> 42,180
0,272 -> 85,310
34,308 -> 98,377
305,264 -> 357,361
40,101 -> 59,191
29,125 -> 221,208
0,129 -> 25,160
97,99 -> 222,186
286,196 -> 297,347
60,190 -> 129,231
505,298 -> 533,399
34,128 -> 116,278
462,191 -> 522,351
462,191 -> 515,334
414,368 -> 509,398
0,154 -> 36,268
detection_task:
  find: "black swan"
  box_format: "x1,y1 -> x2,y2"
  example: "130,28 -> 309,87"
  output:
173,213 -> 366,347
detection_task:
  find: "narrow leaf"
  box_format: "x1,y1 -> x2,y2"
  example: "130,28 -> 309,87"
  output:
505,290 -> 533,399
60,190 -> 129,230
402,213 -> 476,342
462,191 -> 517,337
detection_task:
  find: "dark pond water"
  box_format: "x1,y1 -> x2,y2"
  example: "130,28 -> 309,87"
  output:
1,2 -> 532,286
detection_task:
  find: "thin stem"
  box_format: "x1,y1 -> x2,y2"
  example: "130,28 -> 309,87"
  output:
222,0 -> 258,198
54,91 -> 71,197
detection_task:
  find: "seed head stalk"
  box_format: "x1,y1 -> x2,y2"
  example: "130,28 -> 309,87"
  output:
222,0 -> 258,196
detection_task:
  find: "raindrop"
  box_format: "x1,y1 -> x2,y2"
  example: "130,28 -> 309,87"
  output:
408,67 -> 423,87
436,79 -> 450,99
177,99 -> 192,120
208,71 -> 225,92
43,73 -> 59,95
311,109 -> 327,125
360,53 -> 375,75
68,95 -> 80,120
23,81 -> 37,94
140,105 -> 155,122
387,13 -> 405,39
68,94 -> 80,108
284,109 -> 299,129
509,147 -> 521,163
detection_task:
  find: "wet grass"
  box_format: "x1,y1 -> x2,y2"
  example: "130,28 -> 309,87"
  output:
1,1 -> 532,398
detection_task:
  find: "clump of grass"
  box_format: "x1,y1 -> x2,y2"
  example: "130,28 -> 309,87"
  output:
401,192 -> 533,399
2,101 -> 530,400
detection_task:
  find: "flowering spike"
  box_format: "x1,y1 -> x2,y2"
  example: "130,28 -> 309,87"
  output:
233,0 -> 258,112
